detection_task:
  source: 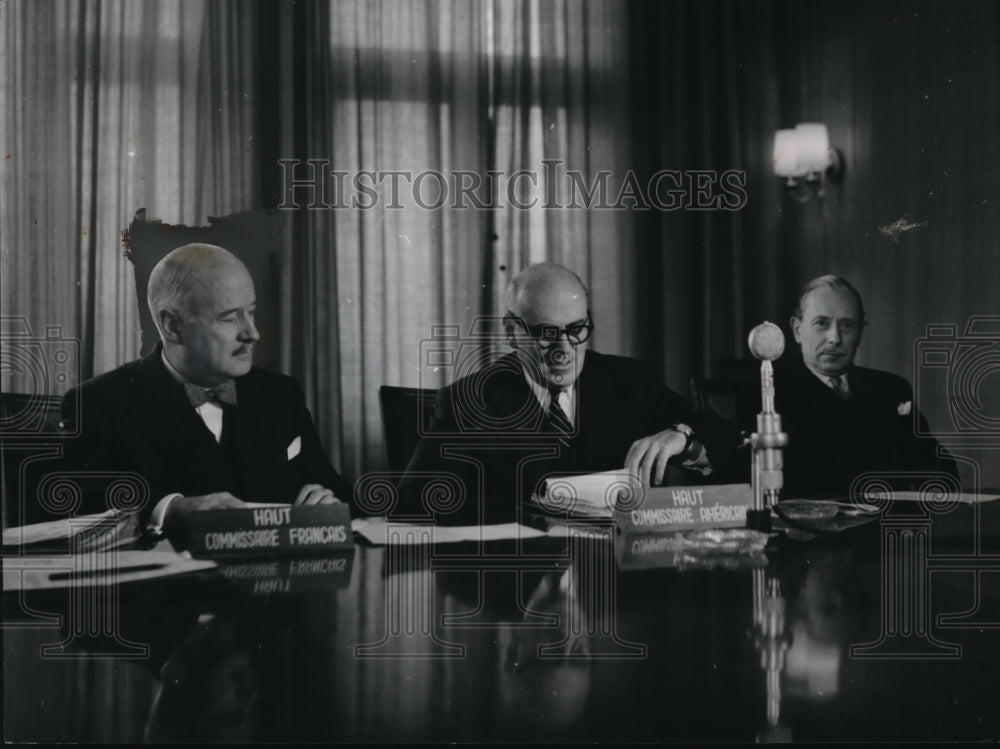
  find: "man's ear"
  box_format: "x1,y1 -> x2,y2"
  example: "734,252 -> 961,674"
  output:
159,309 -> 184,344
789,315 -> 803,343
503,315 -> 519,349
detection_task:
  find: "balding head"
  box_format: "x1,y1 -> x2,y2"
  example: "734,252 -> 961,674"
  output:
148,244 -> 249,328
504,263 -> 591,390
504,263 -> 589,322
149,244 -> 259,385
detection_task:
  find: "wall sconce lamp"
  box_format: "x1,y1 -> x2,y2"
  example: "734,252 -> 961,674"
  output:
773,123 -> 843,200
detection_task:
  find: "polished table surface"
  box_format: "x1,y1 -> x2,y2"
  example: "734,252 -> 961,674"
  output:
5,505 -> 1000,743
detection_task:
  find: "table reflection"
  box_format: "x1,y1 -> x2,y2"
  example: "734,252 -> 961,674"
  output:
145,612 -> 259,742
4,529 -> 999,742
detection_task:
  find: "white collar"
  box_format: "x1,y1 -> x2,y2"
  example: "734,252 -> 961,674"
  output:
520,365 -> 576,414
804,362 -> 850,392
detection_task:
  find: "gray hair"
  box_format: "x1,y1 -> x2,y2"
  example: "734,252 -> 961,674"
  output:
793,274 -> 866,323
147,243 -> 244,335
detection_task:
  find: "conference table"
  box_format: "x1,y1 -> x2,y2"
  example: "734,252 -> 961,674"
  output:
4,499 -> 1000,743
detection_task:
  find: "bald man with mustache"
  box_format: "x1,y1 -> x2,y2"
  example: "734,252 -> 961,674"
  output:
58,243 -> 351,535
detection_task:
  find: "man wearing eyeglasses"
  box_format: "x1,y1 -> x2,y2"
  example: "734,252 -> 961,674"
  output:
399,262 -> 731,524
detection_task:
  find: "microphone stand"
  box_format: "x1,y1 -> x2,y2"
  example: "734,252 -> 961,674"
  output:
746,324 -> 788,532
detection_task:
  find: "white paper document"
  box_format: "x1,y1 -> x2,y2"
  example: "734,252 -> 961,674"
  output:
351,517 -> 547,545
533,469 -> 640,518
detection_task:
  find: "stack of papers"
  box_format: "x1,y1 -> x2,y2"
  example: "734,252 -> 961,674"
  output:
531,470 -> 641,518
2,510 -> 141,553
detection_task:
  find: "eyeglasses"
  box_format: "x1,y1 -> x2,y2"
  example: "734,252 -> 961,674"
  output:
505,310 -> 594,346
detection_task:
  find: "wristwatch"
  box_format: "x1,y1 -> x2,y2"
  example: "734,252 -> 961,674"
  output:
672,423 -> 701,462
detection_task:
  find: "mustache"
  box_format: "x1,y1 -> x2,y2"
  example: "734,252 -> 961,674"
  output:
233,344 -> 255,355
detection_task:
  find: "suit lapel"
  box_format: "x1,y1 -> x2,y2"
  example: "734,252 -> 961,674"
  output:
225,372 -> 272,462
786,359 -> 848,410
136,349 -> 221,451
845,366 -> 872,405
576,354 -> 611,458
482,353 -> 548,431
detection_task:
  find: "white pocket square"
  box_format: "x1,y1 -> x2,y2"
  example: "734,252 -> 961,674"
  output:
286,436 -> 302,460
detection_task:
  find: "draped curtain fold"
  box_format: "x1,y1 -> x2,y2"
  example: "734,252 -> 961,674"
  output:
1,0 -> 259,390
273,0 -> 638,479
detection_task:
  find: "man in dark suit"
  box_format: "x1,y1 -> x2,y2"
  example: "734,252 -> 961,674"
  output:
59,243 -> 351,534
738,275 -> 955,497
399,263 -> 735,524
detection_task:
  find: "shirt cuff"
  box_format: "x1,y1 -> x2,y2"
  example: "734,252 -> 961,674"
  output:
146,493 -> 183,536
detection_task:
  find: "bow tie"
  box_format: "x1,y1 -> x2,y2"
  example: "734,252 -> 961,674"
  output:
183,379 -> 237,408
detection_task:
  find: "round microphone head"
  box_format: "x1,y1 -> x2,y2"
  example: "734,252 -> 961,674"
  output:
748,321 -> 785,361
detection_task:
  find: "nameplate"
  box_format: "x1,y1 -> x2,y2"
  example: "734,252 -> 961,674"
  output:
216,552 -> 354,595
615,484 -> 752,534
188,504 -> 353,557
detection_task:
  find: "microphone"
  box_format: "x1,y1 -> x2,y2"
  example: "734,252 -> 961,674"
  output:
746,322 -> 788,531
748,321 -> 785,362
748,322 -> 784,414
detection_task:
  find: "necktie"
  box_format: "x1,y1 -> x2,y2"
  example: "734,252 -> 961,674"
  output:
184,379 -> 237,408
547,388 -> 573,436
827,375 -> 850,401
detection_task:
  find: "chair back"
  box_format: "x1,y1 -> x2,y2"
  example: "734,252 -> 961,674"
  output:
124,208 -> 286,371
378,386 -> 438,474
690,377 -> 739,425
718,356 -> 760,384
1,393 -> 67,528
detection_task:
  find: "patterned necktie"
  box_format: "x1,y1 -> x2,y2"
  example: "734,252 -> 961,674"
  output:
547,388 -> 573,436
184,379 -> 237,408
827,375 -> 850,401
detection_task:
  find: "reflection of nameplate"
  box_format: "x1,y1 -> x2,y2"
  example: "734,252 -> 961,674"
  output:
216,552 -> 355,595
615,484 -> 752,534
615,529 -> 768,571
188,504 -> 353,557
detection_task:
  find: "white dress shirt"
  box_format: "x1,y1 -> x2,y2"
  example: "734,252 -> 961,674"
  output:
519,366 -> 710,474
803,362 -> 851,397
522,369 -> 576,426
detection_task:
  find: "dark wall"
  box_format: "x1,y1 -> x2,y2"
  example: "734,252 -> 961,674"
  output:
629,0 -> 1000,486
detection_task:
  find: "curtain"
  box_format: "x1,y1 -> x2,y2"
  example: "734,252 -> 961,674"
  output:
489,0 -> 637,355
9,0 -> 994,485
1,0 -> 259,392
272,0 -> 635,479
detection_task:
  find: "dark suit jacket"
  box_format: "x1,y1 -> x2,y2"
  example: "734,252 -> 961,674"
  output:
56,345 -> 352,523
399,350 -> 740,524
737,358 -> 955,497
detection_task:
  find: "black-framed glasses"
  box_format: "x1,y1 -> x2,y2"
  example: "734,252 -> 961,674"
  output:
505,310 -> 594,346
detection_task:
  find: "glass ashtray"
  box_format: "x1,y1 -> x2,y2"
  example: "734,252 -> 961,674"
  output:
774,499 -> 882,535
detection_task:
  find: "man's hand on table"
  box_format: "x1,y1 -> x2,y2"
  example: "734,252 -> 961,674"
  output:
294,483 -> 342,506
162,492 -> 246,532
625,429 -> 689,487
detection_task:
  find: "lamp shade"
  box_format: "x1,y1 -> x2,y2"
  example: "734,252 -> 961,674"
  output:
794,123 -> 832,175
772,128 -> 798,177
